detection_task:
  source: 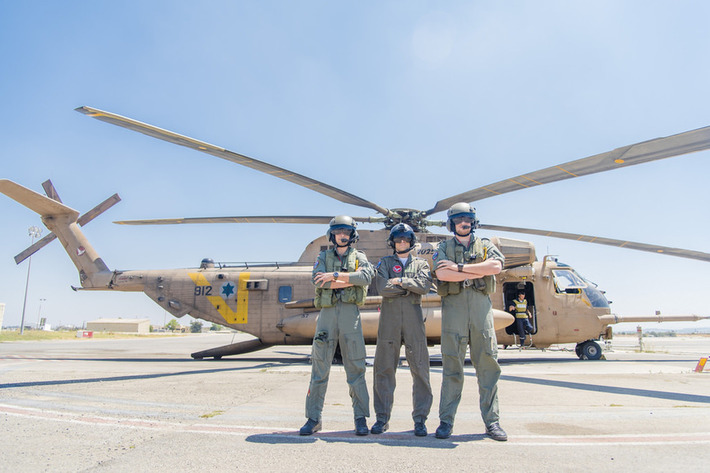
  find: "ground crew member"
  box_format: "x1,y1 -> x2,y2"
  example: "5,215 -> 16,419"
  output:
371,223 -> 433,437
432,202 -> 508,441
300,216 -> 373,437
508,291 -> 533,345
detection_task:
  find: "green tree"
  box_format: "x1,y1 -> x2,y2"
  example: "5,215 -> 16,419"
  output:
190,320 -> 203,333
165,319 -> 180,332
210,323 -> 222,331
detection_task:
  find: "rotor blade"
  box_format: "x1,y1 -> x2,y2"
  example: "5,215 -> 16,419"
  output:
114,215 -> 378,225
14,233 -> 57,264
426,125 -> 710,215
480,224 -> 710,262
41,179 -> 62,203
115,216 -> 333,225
13,193 -> 121,264
76,106 -> 391,217
77,193 -> 121,226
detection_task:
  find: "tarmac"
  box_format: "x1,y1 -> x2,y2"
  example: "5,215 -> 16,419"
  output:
1,332 -> 709,472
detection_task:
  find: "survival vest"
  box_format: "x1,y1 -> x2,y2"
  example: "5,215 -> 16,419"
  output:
314,248 -> 368,308
435,237 -> 496,296
514,299 -> 528,318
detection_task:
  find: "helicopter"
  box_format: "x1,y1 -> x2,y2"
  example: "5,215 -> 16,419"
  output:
2,106 -> 709,360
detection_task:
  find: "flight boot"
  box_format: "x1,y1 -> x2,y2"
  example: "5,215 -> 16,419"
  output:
414,421 -> 428,437
355,417 -> 369,436
486,422 -> 508,441
370,420 -> 389,434
435,422 -> 453,439
299,418 -> 321,436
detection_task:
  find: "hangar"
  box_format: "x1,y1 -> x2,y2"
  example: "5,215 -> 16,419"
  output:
86,318 -> 151,333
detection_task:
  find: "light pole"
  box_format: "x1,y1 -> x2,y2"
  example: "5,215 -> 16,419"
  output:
36,298 -> 46,329
20,226 -> 42,335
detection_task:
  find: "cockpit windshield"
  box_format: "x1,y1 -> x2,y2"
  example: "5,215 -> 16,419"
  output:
552,268 -> 610,308
552,269 -> 585,292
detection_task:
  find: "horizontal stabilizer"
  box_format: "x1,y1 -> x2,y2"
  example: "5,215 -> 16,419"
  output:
0,179 -> 79,220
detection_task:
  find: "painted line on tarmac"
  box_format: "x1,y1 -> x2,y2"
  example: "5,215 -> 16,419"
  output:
2,403 -> 710,445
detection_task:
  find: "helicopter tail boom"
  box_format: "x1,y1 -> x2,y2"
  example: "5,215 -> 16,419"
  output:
0,179 -> 113,288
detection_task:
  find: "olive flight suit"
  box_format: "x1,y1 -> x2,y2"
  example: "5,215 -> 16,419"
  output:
305,246 -> 373,422
373,254 -> 433,425
433,236 -> 504,427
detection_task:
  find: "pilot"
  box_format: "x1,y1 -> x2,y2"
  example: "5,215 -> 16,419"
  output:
371,223 -> 433,436
299,216 -> 374,436
508,291 -> 533,346
431,202 -> 507,441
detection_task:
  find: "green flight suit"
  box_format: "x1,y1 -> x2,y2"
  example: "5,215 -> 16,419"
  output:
305,246 -> 373,421
433,236 -> 504,427
373,254 -> 433,424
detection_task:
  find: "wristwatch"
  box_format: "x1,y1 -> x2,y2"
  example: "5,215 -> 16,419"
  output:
333,272 -> 339,280
457,263 -> 464,272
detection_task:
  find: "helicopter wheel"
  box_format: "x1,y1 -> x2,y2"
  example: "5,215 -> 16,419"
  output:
575,344 -> 583,358
578,341 -> 602,360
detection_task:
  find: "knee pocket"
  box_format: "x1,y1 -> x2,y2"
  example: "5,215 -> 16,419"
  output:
441,330 -> 468,359
312,334 -> 335,363
481,328 -> 498,358
343,332 -> 366,361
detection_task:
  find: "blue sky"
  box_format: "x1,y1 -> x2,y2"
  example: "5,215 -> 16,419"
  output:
1,1 -> 709,331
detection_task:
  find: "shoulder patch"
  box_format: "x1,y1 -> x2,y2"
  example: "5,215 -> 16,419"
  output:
376,260 -> 382,269
313,260 -> 319,269
433,251 -> 438,259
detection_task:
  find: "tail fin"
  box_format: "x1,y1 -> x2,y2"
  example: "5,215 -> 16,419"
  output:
0,179 -> 113,288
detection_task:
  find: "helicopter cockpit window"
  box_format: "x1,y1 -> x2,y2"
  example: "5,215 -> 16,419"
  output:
552,269 -> 609,308
552,269 -> 585,293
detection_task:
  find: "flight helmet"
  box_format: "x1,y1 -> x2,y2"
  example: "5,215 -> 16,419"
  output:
446,202 -> 478,235
387,223 -> 417,254
327,215 -> 359,246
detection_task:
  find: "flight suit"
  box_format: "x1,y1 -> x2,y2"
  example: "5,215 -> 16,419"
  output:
305,246 -> 373,422
373,254 -> 433,425
433,236 -> 504,427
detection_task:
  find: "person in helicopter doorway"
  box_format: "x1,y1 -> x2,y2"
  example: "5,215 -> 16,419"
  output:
371,223 -> 433,437
431,202 -> 508,441
299,216 -> 374,437
508,291 -> 534,346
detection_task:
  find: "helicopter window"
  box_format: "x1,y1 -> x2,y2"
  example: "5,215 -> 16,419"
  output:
551,269 -> 585,293
582,285 -> 610,308
278,286 -> 293,303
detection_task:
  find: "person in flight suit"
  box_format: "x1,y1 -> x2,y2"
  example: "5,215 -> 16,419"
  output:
299,216 -> 374,437
508,291 -> 533,346
371,223 -> 433,437
432,202 -> 508,441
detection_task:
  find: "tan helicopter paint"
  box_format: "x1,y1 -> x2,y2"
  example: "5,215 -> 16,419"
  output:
4,110 -> 710,359
3,180 -> 704,360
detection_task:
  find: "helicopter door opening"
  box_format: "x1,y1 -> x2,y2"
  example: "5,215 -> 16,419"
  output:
503,281 -> 537,336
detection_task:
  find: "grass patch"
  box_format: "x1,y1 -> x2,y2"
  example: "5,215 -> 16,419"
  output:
200,410 -> 225,419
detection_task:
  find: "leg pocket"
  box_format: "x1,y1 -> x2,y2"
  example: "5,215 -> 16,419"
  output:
481,328 -> 498,358
312,332 -> 335,363
343,331 -> 366,361
441,329 -> 468,359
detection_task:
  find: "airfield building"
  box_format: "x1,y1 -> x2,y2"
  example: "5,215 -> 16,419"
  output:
86,318 -> 151,333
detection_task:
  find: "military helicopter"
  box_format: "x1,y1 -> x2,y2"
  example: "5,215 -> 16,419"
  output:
2,106 -> 709,360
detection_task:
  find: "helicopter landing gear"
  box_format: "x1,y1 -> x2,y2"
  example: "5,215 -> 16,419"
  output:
575,340 -> 603,360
